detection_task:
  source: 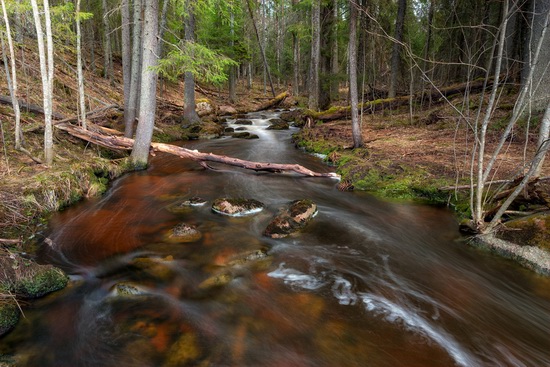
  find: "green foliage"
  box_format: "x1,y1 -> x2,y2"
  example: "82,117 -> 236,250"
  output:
0,301 -> 19,335
156,41 -> 237,85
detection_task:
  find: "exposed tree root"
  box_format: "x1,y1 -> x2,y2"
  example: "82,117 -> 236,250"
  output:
55,122 -> 340,179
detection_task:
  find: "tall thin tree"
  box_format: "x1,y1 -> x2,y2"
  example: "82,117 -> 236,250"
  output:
30,0 -> 54,165
308,0 -> 321,110
388,0 -> 406,98
349,1 -> 362,148
76,0 -> 86,129
183,0 -> 200,124
125,0 -> 143,137
1,0 -> 22,149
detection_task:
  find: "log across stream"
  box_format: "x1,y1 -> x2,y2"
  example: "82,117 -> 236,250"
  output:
2,111 -> 549,367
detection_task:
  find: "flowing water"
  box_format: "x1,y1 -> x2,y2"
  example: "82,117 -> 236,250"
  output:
2,112 -> 550,366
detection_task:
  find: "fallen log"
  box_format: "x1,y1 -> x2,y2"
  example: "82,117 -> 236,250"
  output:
55,123 -> 340,179
0,95 -> 66,120
305,79 -> 493,122
252,91 -> 289,112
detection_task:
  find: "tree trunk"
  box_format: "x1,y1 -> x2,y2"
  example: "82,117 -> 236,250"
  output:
349,1 -> 362,149
534,102 -> 550,176
30,0 -> 54,165
1,0 -> 22,149
125,0 -> 143,137
330,0 -> 339,101
121,0 -> 131,129
183,0 -> 200,124
131,0 -> 159,168
228,10 -> 237,103
388,0 -> 406,98
102,0 -> 113,84
76,0 -> 86,129
308,0 -> 321,110
247,0 -> 275,98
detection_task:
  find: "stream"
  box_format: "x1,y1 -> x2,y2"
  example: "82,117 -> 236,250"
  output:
1,111 -> 549,366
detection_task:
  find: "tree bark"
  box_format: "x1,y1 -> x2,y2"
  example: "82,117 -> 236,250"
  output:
76,0 -> 86,129
308,0 -> 321,110
388,0 -> 406,98
130,0 -> 159,167
183,0 -> 200,124
349,1 -> 362,148
102,0 -> 113,84
1,0 -> 22,149
228,10 -> 237,103
121,0 -> 131,129
56,123 -> 340,179
30,0 -> 54,165
125,0 -> 143,137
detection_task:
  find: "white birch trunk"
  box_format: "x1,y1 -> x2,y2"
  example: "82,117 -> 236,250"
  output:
349,1 -> 362,148
30,0 -> 54,165
76,0 -> 86,129
1,0 -> 21,149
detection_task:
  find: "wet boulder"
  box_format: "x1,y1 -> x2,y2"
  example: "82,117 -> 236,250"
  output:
164,223 -> 202,243
279,109 -> 304,126
498,212 -> 550,251
232,132 -> 259,139
212,198 -> 265,217
234,119 -> 253,125
219,105 -> 237,115
224,127 -> 235,133
264,199 -> 318,238
266,118 -> 289,130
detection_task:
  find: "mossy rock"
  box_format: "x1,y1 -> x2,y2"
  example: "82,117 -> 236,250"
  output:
498,212 -> 550,251
232,132 -> 259,139
266,118 -> 290,130
14,266 -> 68,298
0,301 -> 19,337
264,199 -> 318,238
212,198 -> 265,217
167,197 -> 207,213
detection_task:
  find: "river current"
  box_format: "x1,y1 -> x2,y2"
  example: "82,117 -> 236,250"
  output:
1,112 -> 549,366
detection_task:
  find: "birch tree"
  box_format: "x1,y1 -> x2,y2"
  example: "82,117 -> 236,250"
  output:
76,0 -> 86,129
131,0 -> 159,167
30,0 -> 55,165
349,0 -> 362,149
1,0 -> 21,149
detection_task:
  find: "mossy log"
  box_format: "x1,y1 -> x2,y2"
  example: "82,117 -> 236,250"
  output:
305,79 -> 492,122
55,123 -> 339,178
252,91 -> 289,112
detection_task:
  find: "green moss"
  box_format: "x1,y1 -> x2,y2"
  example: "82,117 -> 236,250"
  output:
0,301 -> 20,336
15,267 -> 68,299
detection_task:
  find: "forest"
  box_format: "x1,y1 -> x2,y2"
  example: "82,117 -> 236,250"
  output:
0,0 -> 550,362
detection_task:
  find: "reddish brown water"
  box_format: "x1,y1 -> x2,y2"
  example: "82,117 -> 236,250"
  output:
1,112 -> 549,366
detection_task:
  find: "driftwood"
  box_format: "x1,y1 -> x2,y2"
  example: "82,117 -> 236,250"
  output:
55,123 -> 340,178
0,95 -> 66,120
306,79 -> 493,122
252,91 -> 289,112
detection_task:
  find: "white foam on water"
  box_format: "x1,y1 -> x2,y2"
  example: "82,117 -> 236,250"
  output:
331,276 -> 358,305
359,292 -> 479,367
267,262 -> 327,290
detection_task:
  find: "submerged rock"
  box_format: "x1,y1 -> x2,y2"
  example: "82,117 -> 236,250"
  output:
164,333 -> 202,367
264,199 -> 318,238
111,282 -> 148,296
130,256 -> 177,282
224,127 -> 235,133
266,118 -> 289,130
234,119 -> 253,125
164,223 -> 202,243
212,198 -> 265,217
167,197 -> 207,213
